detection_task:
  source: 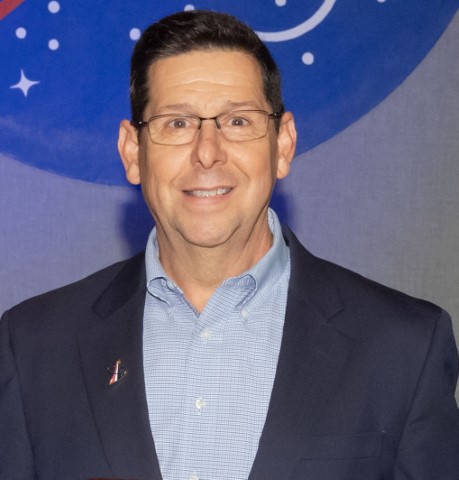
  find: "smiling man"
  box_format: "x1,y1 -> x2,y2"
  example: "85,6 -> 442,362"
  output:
1,10 -> 459,480
119,48 -> 294,312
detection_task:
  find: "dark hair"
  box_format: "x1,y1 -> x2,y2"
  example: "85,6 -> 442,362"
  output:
130,10 -> 284,127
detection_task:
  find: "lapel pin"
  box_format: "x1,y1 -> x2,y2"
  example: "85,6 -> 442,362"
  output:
107,359 -> 128,385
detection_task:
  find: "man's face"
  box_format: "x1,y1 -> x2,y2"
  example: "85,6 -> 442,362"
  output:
119,50 -> 296,251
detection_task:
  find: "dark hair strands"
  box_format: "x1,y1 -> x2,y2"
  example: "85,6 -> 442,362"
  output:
129,10 -> 284,131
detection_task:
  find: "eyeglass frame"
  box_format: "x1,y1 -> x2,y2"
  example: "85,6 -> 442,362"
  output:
131,109 -> 284,145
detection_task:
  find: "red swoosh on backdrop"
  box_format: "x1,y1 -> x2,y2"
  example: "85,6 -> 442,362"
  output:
0,0 -> 25,20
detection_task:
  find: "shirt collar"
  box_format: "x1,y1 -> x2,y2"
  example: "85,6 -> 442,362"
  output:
145,208 -> 289,305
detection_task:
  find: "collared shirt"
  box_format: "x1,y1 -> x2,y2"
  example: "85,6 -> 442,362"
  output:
143,209 -> 290,480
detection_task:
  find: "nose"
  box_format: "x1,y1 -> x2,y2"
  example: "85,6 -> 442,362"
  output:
191,118 -> 227,169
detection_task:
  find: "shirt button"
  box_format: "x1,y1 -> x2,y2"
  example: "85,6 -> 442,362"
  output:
200,328 -> 211,341
241,308 -> 249,320
195,397 -> 206,411
189,475 -> 199,480
166,281 -> 174,290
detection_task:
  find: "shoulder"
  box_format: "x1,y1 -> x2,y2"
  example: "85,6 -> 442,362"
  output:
2,252 -> 145,333
283,226 -> 458,402
283,226 -> 448,341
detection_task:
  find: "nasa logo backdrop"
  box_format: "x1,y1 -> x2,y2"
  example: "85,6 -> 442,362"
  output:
1,0 -> 458,185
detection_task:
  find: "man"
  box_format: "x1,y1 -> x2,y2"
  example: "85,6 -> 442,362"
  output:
1,9 -> 458,480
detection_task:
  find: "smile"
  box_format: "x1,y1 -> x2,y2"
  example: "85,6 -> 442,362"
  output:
185,187 -> 232,198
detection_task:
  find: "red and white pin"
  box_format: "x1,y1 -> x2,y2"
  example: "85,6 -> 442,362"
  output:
107,359 -> 127,385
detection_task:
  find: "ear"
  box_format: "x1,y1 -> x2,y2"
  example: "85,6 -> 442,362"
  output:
118,120 -> 141,185
276,111 -> 297,179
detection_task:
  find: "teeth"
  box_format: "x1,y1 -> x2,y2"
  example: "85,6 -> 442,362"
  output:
187,188 -> 232,197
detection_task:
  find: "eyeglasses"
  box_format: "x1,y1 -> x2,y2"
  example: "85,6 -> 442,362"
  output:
132,109 -> 283,146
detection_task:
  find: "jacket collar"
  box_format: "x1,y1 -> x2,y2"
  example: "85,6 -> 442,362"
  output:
78,253 -> 163,479
249,227 -> 351,480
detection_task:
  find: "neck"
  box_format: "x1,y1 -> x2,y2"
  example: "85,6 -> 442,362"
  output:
156,225 -> 273,312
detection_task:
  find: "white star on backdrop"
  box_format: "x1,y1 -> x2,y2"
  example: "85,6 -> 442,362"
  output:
10,69 -> 40,97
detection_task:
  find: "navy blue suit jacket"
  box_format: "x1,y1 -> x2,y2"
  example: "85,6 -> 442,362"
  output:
1,228 -> 459,479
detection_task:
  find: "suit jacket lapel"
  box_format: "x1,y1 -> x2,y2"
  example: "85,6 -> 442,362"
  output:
78,254 -> 163,479
249,228 -> 353,480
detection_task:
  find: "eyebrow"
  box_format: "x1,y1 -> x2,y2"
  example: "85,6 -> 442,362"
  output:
157,100 -> 264,114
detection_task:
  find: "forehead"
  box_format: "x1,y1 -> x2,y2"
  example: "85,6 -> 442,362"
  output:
146,50 -> 267,114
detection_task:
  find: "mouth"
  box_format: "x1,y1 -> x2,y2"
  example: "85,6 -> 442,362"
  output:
184,187 -> 233,198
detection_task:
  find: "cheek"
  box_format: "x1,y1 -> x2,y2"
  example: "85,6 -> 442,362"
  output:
244,160 -> 278,200
137,156 -> 166,211
140,147 -> 182,191
236,140 -> 277,172
249,146 -> 279,183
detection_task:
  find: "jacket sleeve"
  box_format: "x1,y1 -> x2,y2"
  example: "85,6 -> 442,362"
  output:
394,309 -> 459,479
0,311 -> 36,480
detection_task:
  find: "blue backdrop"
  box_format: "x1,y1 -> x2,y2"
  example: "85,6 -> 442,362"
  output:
1,0 -> 458,184
1,5 -> 459,397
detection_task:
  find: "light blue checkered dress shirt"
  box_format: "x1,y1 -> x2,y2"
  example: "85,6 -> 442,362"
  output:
143,209 -> 290,480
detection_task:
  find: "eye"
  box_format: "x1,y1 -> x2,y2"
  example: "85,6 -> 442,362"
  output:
230,117 -> 250,127
167,117 -> 190,129
228,115 -> 250,127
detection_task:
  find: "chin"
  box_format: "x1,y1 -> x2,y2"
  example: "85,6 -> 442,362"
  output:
185,233 -> 231,249
180,224 -> 235,249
